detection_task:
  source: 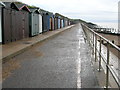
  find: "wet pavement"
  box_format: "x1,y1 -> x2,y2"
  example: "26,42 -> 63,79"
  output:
2,24 -> 99,88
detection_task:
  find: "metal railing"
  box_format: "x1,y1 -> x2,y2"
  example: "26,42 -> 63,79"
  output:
81,23 -> 120,89
93,28 -> 120,35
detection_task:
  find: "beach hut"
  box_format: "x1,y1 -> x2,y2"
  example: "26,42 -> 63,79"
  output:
55,13 -> 68,28
69,20 -> 71,26
49,13 -> 54,30
58,16 -> 61,29
55,13 -> 63,30
2,2 -> 30,44
60,19 -> 64,28
12,2 -> 30,39
68,19 -> 71,26
42,11 -> 54,32
42,12 -> 50,33
29,8 -> 40,36
64,17 -> 68,27
54,16 -> 58,30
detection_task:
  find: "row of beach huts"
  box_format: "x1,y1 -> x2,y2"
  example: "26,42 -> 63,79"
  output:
0,2 -> 71,44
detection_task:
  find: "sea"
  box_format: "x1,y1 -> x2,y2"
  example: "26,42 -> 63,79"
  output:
95,22 -> 118,29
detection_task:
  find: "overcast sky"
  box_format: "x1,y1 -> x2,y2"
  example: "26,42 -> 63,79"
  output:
19,0 -> 118,24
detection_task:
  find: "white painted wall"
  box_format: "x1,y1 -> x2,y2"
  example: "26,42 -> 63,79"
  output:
39,14 -> 42,33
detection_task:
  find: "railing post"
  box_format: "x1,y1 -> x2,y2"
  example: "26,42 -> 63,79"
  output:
95,34 -> 97,62
90,31 -> 92,46
106,42 -> 110,89
92,33 -> 94,55
87,30 -> 89,43
98,37 -> 102,72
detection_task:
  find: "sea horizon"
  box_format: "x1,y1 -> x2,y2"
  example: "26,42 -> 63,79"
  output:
95,22 -> 118,30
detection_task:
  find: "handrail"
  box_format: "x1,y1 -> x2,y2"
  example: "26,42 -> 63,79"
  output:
93,28 -> 120,35
86,25 -> 120,52
81,23 -> 120,88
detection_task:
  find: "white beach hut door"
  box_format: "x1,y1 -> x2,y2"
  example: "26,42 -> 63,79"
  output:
39,14 -> 42,33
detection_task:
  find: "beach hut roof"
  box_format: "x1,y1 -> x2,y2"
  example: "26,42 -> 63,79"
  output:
0,2 -> 6,6
11,2 -> 30,12
3,2 -> 30,12
3,2 -> 11,7
55,13 -> 63,17
29,8 -> 40,14
40,8 -> 53,15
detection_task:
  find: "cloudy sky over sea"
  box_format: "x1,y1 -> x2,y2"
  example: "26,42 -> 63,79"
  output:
18,0 -> 119,29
